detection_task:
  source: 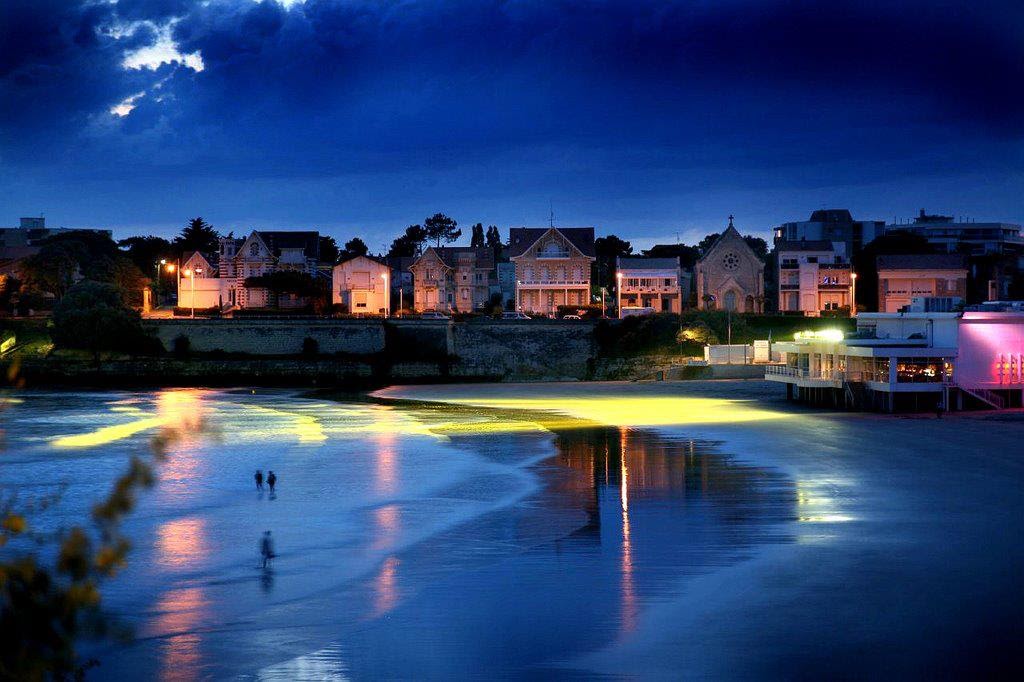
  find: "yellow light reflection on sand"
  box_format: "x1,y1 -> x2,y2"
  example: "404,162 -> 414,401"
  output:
242,404 -> 327,444
52,416 -> 169,448
385,395 -> 791,431
51,388 -> 213,449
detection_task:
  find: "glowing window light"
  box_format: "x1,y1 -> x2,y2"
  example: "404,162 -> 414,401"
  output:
794,329 -> 845,343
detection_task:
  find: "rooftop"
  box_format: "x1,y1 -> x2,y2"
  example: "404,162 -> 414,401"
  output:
876,254 -> 967,271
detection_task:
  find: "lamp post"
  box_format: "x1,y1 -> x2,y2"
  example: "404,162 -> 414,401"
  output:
184,267 -> 201,318
600,286 -> 608,318
850,272 -> 858,317
615,272 -> 623,319
155,259 -> 167,306
516,280 -> 522,312
381,271 -> 390,318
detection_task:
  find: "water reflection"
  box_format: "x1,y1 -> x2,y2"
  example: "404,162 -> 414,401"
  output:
155,517 -> 210,569
150,586 -> 211,682
373,556 -> 401,617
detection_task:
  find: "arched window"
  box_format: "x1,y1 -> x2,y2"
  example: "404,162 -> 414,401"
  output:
724,290 -> 737,311
745,295 -> 755,312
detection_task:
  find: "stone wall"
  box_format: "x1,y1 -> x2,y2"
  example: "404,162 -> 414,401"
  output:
149,319 -> 388,355
451,321 -> 595,380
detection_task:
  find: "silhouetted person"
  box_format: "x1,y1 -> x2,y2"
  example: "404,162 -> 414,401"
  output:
255,470 -> 264,491
260,530 -> 275,568
267,471 -> 277,493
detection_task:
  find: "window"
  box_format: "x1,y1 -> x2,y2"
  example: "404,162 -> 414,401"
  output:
807,256 -> 818,264
664,278 -> 672,287
250,242 -> 259,257
462,289 -> 469,300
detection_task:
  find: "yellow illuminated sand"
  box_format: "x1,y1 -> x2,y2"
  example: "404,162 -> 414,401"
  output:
52,416 -> 171,448
378,394 -> 791,430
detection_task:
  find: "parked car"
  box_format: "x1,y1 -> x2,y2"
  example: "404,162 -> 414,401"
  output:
562,314 -> 581,320
419,311 -> 451,320
502,311 -> 532,320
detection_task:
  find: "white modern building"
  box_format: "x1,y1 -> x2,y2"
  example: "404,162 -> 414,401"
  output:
767,305 -> 1024,411
616,256 -> 688,316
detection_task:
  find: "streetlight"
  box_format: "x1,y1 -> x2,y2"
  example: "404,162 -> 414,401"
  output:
184,267 -> 201,318
600,286 -> 608,318
155,259 -> 167,306
615,272 -> 623,319
516,280 -> 522,312
850,272 -> 858,317
380,271 -> 390,318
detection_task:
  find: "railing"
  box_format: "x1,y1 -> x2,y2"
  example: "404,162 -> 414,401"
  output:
764,365 -> 846,382
518,279 -> 589,286
535,251 -> 571,259
621,286 -> 678,293
957,385 -> 1006,409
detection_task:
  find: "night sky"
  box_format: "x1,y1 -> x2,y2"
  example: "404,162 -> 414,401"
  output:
2,0 -> 1022,250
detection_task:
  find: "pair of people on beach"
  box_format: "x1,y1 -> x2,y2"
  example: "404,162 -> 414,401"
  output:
254,469 -> 277,492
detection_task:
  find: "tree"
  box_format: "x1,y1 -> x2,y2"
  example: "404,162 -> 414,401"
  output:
697,232 -> 768,260
642,243 -> 701,268
51,282 -> 150,363
423,213 -> 461,248
594,235 -> 633,288
470,223 -> 485,248
387,225 -> 428,258
677,320 -> 719,345
339,237 -> 369,262
852,230 -> 933,311
244,271 -> 321,308
94,257 -> 150,308
20,231 -> 129,301
485,225 -> 502,249
175,217 -> 219,255
318,236 -> 340,265
117,236 -> 175,273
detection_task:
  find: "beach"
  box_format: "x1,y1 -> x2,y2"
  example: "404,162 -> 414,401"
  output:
1,380 -> 1021,678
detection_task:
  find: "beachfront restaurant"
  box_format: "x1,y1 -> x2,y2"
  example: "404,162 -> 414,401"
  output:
766,313 -> 960,412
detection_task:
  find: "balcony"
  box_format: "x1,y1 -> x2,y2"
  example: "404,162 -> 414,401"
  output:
518,279 -> 589,287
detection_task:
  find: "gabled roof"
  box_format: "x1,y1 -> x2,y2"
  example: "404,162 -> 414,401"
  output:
252,230 -> 320,260
775,239 -> 837,252
411,246 -> 495,270
698,217 -> 763,264
876,254 -> 967,271
334,254 -> 389,269
182,250 -> 218,269
617,256 -> 680,269
508,227 -> 596,258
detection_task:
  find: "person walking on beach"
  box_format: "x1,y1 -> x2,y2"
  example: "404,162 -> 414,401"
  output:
260,531 -> 275,568
267,471 -> 277,493
255,470 -> 264,491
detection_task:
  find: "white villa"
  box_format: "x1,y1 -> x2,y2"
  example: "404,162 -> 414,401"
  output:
177,230 -> 322,310
509,227 -> 595,315
333,255 -> 390,316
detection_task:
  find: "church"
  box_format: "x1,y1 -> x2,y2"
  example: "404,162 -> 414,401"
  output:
695,216 -> 765,312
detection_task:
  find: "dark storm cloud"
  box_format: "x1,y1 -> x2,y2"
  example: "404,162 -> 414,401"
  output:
2,0 -> 1022,171
1,0 -> 1022,237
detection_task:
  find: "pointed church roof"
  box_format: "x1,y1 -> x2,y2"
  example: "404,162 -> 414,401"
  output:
698,215 -> 762,264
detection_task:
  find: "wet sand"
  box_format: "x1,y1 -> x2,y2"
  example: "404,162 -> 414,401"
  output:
375,380 -> 1024,678
2,381 -> 1022,678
